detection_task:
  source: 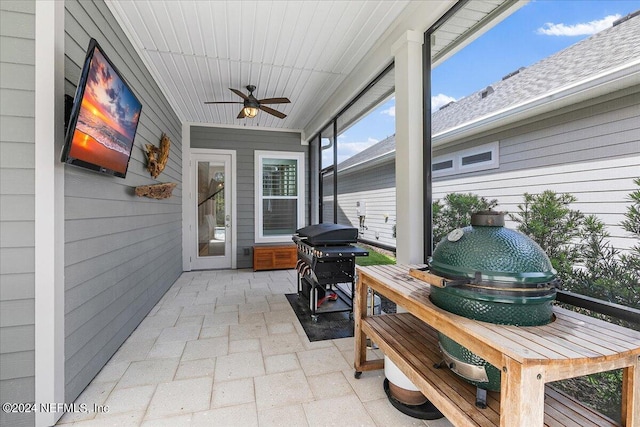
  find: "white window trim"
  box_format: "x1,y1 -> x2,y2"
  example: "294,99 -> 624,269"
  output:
255,150 -> 305,243
433,141 -> 499,177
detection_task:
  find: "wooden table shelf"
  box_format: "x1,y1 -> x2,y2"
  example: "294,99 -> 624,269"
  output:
354,264 -> 640,427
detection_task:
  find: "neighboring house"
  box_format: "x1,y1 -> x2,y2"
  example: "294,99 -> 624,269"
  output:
329,12 -> 640,251
323,135 -> 397,248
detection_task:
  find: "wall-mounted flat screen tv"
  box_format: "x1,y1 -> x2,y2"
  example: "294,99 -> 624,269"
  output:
61,38 -> 142,178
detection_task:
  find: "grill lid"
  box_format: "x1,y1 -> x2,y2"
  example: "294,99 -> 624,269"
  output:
294,223 -> 358,245
429,211 -> 556,286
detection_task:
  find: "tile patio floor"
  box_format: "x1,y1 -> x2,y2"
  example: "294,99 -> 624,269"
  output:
56,269 -> 454,427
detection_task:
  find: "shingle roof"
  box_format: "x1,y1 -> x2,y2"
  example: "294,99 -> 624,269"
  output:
431,12 -> 640,134
336,12 -> 639,168
336,135 -> 396,172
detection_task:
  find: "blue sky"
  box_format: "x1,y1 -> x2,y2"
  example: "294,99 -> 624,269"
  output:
329,0 -> 640,166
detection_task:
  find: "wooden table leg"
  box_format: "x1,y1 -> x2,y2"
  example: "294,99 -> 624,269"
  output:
353,274 -> 369,374
621,356 -> 639,426
500,357 -> 545,426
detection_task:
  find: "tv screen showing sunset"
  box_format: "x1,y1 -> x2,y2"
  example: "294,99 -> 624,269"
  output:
68,46 -> 142,175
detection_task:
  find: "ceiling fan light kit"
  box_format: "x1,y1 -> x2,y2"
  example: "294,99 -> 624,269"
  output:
243,106 -> 259,118
205,85 -> 290,119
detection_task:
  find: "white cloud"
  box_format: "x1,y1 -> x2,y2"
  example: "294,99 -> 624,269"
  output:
323,137 -> 380,165
432,93 -> 456,111
338,138 -> 379,163
537,14 -> 621,36
380,105 -> 395,117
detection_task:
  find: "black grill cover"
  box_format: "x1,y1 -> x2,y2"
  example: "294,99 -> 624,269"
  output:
294,223 -> 358,245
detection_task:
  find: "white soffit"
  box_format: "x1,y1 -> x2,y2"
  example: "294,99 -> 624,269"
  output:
431,0 -> 528,67
105,0 -> 519,133
105,0 -> 411,131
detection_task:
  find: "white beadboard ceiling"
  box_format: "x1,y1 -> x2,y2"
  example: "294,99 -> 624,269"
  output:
105,0 -> 519,135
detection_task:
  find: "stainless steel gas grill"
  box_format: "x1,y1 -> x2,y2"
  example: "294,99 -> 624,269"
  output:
293,224 -> 369,321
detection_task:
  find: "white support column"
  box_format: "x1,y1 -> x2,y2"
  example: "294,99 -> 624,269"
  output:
34,1 -> 65,425
393,30 -> 424,264
182,123 -> 192,271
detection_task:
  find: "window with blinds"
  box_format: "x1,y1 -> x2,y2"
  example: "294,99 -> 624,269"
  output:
263,159 -> 297,197
262,159 -> 298,235
255,151 -> 305,242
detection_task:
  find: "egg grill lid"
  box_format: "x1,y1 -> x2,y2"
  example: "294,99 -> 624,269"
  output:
429,211 -> 557,287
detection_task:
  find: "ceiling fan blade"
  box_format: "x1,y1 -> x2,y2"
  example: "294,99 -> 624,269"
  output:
237,109 -> 246,119
204,101 -> 243,104
229,88 -> 249,100
259,105 -> 286,119
257,97 -> 290,104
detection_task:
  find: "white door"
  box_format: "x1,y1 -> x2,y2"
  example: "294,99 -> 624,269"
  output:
191,152 -> 234,269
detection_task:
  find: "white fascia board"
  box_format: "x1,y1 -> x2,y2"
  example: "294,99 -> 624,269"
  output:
337,150 -> 396,175
433,60 -> 640,147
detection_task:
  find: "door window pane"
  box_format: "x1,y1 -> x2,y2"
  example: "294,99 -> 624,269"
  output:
197,161 -> 226,257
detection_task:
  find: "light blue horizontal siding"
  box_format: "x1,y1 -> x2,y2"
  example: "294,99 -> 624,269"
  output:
0,2 -> 35,426
63,0 -> 183,403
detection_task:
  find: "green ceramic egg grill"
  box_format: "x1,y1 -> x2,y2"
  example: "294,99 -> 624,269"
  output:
428,211 -> 558,392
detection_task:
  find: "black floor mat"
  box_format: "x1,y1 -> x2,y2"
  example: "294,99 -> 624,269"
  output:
285,293 -> 354,342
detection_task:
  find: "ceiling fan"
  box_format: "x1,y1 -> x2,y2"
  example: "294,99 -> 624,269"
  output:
205,85 -> 290,119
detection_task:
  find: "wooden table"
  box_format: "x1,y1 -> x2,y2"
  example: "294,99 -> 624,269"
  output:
354,264 -> 640,427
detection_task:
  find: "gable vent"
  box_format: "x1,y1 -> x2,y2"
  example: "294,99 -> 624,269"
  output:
480,86 -> 494,99
502,67 -> 525,80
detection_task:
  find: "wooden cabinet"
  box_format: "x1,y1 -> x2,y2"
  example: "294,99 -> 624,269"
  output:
253,245 -> 297,271
354,264 -> 640,427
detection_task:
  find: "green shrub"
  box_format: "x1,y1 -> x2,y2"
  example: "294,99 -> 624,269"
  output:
506,182 -> 640,422
620,177 -> 640,283
564,215 -> 640,311
508,190 -> 585,282
432,193 -> 497,247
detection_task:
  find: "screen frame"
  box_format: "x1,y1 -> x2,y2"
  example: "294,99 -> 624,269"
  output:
60,38 -> 142,179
